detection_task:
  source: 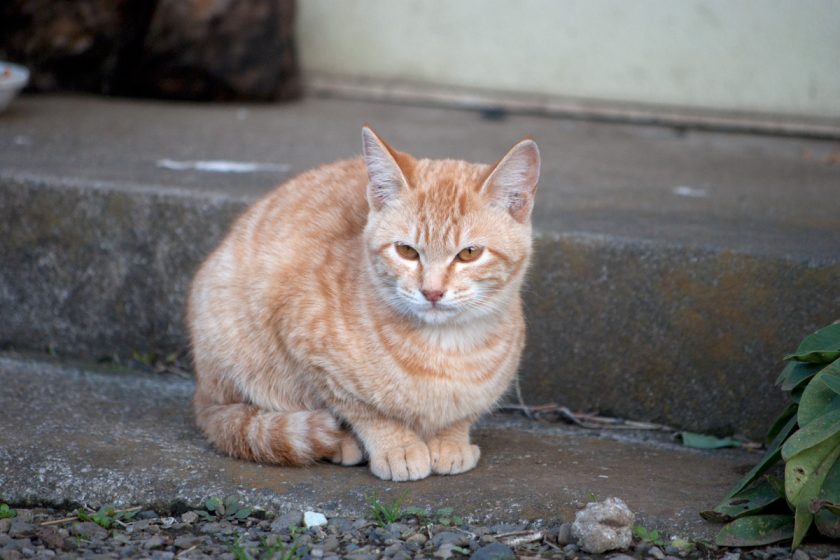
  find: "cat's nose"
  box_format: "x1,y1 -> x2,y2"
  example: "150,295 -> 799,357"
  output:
421,289 -> 444,303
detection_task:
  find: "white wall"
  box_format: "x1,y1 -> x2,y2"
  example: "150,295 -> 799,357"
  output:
297,0 -> 840,119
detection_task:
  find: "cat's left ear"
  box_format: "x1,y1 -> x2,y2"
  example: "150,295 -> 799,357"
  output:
361,126 -> 411,211
479,139 -> 541,223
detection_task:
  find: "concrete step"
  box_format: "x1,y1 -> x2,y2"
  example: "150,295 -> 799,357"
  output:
0,354 -> 758,538
1,94 -> 839,438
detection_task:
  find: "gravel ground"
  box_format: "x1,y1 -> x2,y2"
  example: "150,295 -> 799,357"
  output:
0,503 -> 835,560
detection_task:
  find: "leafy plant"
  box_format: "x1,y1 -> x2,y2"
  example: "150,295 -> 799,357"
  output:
400,505 -> 463,526
633,525 -> 665,546
76,505 -> 137,530
197,496 -> 252,522
368,492 -> 408,526
0,504 -> 16,519
702,322 -> 840,548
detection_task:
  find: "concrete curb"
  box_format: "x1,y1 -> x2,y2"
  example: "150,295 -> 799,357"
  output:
3,171 -> 837,437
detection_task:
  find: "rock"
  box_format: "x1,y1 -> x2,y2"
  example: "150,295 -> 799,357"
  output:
792,550 -> 809,560
571,497 -> 635,554
649,545 -> 666,559
0,520 -> 9,534
303,511 -> 327,529
431,531 -> 466,547
34,527 -> 64,550
406,533 -> 428,545
555,522 -> 572,545
608,554 -> 636,560
435,543 -> 457,559
720,554 -> 740,560
470,543 -> 515,560
6,521 -> 34,539
180,511 -> 198,524
173,535 -> 205,549
11,512 -> 31,524
70,522 -> 107,540
271,511 -> 302,531
142,535 -> 167,549
0,550 -> 22,560
563,543 -> 579,553
321,535 -> 339,552
136,510 -> 159,520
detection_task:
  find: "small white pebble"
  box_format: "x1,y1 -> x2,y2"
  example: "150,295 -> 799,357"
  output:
303,511 -> 327,528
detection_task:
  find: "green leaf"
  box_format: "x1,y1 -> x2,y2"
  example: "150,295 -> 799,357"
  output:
723,415 -> 797,499
681,432 -> 741,449
822,373 -> 840,395
783,408 -> 840,460
815,459 -> 840,538
779,362 -> 823,391
205,497 -> 222,513
766,404 -> 799,445
785,432 -> 840,510
786,324 -> 840,364
0,504 -> 16,519
792,506 -> 813,549
798,360 -> 840,427
235,508 -> 251,519
701,479 -> 783,522
715,515 -> 794,547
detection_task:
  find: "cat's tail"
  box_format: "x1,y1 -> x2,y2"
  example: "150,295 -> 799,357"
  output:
194,399 -> 343,466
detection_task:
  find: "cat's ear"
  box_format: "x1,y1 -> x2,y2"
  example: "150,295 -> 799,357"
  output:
479,139 -> 540,223
361,126 -> 410,211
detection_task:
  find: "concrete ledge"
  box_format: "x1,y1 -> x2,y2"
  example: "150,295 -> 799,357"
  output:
0,355 -> 757,537
2,95 -> 839,438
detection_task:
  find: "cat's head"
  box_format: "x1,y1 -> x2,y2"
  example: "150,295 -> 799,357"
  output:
361,126 -> 540,325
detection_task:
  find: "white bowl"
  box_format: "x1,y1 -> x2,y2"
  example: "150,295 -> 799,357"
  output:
0,61 -> 30,113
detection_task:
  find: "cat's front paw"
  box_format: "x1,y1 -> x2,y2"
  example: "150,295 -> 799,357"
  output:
428,439 -> 481,475
369,442 -> 431,481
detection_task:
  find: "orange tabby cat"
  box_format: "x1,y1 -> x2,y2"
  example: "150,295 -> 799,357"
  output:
188,127 -> 540,481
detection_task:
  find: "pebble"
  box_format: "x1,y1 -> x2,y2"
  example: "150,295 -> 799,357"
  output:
173,535 -> 204,549
0,520 -> 10,534
12,511 -> 32,524
435,542 -> 457,559
555,522 -> 572,545
135,510 -> 158,520
181,511 -> 199,524
470,543 -> 515,560
649,545 -> 666,559
304,511 -> 328,529
7,521 -> 34,539
34,527 -> 63,550
142,535 -> 167,550
0,550 -> 22,560
792,550 -> 809,560
271,511 -> 302,531
431,531 -> 465,547
608,554 -> 636,560
406,533 -> 427,545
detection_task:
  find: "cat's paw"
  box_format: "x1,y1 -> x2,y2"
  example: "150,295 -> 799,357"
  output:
330,433 -> 365,466
428,439 -> 481,475
369,442 -> 431,481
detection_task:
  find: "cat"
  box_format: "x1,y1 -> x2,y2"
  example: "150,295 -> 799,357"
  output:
187,126 -> 540,481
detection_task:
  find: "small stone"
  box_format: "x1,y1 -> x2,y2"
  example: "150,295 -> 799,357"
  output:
470,543 -> 515,560
432,531 -> 465,547
406,533 -> 427,545
70,522 -> 107,540
136,510 -> 159,520
435,543 -> 457,559
649,545 -> 666,559
271,511 -> 303,531
563,543 -> 579,553
608,554 -> 636,560
391,551 -> 412,560
142,535 -> 167,550
7,521 -> 34,539
311,549 -> 324,558
151,552 -> 175,560
0,550 -> 22,560
571,497 -> 635,554
489,523 -> 526,534
180,511 -> 198,525
383,542 -> 405,555
792,550 -> 809,560
0,520 -> 9,534
321,535 -> 339,552
303,512 -> 327,529
173,535 -> 204,549
13,511 -> 33,524
555,522 -> 572,545
720,554 -> 740,560
34,527 -> 64,550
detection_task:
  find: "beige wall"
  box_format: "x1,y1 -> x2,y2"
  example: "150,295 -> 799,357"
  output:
298,0 -> 840,119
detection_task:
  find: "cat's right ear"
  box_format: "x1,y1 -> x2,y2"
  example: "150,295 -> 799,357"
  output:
362,126 -> 410,211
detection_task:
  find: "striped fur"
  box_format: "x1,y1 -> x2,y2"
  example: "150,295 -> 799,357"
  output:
188,127 -> 540,480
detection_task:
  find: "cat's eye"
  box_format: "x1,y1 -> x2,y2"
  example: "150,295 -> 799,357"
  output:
395,243 -> 419,261
456,246 -> 484,263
